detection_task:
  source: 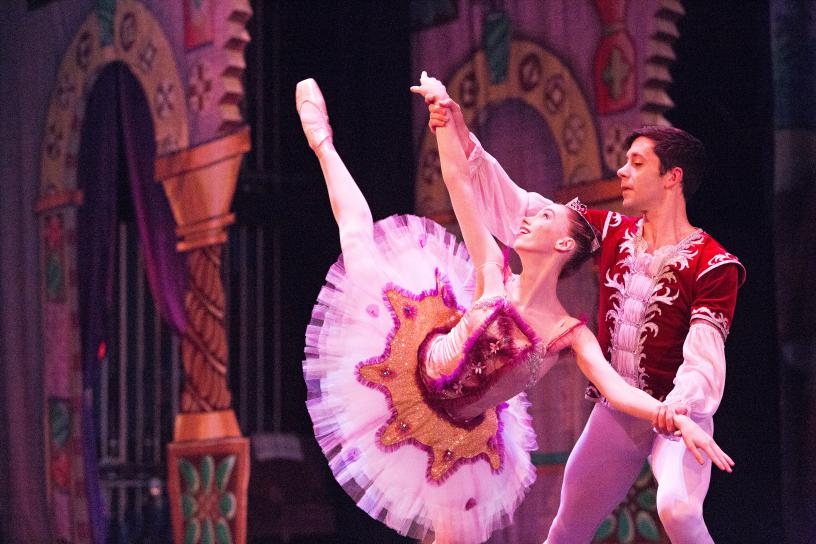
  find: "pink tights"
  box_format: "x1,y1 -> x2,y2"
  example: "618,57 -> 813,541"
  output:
545,404 -> 714,544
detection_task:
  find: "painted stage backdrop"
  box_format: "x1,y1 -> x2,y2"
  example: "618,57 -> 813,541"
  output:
1,1 -> 251,542
411,1 -> 684,542
771,2 -> 816,542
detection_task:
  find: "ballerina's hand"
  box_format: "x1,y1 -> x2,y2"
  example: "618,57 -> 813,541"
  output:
675,415 -> 735,473
410,70 -> 450,105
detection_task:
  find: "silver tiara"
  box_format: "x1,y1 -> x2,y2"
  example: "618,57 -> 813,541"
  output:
566,197 -> 601,252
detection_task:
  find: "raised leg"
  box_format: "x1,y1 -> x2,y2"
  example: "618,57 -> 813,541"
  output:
296,79 -> 374,279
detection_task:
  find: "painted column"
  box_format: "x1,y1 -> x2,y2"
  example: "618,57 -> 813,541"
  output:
155,128 -> 251,544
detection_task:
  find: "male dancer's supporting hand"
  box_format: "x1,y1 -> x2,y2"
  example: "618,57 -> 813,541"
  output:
653,402 -> 687,435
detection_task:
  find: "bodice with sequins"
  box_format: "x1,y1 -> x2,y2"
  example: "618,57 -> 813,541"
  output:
419,296 -> 582,422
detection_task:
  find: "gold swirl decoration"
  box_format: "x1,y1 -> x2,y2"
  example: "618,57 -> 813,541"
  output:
358,285 -> 501,481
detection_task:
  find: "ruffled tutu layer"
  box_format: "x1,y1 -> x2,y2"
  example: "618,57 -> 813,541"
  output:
303,215 -> 537,544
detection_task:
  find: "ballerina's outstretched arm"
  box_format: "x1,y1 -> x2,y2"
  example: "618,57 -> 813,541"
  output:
570,326 -> 735,472
411,72 -> 504,301
409,72 -> 510,380
296,79 -> 374,281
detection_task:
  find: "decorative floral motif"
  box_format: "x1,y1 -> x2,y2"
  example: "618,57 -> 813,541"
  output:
95,0 -> 116,46
602,47 -> 632,101
603,123 -> 630,171
76,32 -> 93,71
184,0 -> 215,50
64,150 -> 77,169
707,252 -> 737,267
691,307 -> 730,339
46,123 -> 64,160
45,250 -> 64,298
518,53 -> 542,91
119,12 -> 138,52
403,304 -> 417,319
699,252 -> 741,282
471,357 -> 486,375
45,213 -> 64,250
342,447 -> 361,464
157,134 -> 179,155
366,304 -> 380,318
44,214 -> 66,301
605,211 -> 623,234
56,72 -> 76,110
187,61 -> 213,113
138,40 -> 157,73
156,81 -> 176,119
543,74 -> 566,114
563,114 -> 586,154
48,398 -> 71,491
178,454 -> 237,544
593,462 -> 665,543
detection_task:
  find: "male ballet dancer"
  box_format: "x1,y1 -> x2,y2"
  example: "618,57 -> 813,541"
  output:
414,79 -> 743,543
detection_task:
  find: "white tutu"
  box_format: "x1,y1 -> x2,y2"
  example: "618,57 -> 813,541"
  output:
303,215 -> 537,544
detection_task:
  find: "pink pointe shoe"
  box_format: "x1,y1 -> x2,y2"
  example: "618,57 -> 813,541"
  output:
296,78 -> 333,151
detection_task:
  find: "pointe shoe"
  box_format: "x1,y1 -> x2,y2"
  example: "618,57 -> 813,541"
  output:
296,78 -> 333,151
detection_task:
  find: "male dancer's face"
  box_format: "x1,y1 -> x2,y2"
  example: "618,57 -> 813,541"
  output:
617,136 -> 667,213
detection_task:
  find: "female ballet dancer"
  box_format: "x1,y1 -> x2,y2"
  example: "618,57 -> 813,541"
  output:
298,75 -> 733,544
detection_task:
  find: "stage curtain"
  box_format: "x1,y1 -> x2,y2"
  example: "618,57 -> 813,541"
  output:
771,1 -> 816,541
76,61 -> 121,544
75,61 -> 188,542
117,64 -> 188,335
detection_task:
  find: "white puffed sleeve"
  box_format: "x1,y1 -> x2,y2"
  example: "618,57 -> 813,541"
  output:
423,296 -> 502,380
663,321 -> 727,419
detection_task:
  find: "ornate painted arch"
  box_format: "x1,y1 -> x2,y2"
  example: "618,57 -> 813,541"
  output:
31,0 -> 255,540
33,3 -> 191,542
415,39 -> 603,224
38,0 -> 188,209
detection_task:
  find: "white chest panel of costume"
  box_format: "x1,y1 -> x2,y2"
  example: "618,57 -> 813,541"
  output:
603,225 -> 702,391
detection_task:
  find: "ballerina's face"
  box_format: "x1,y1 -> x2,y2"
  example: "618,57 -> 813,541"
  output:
512,204 -> 572,255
